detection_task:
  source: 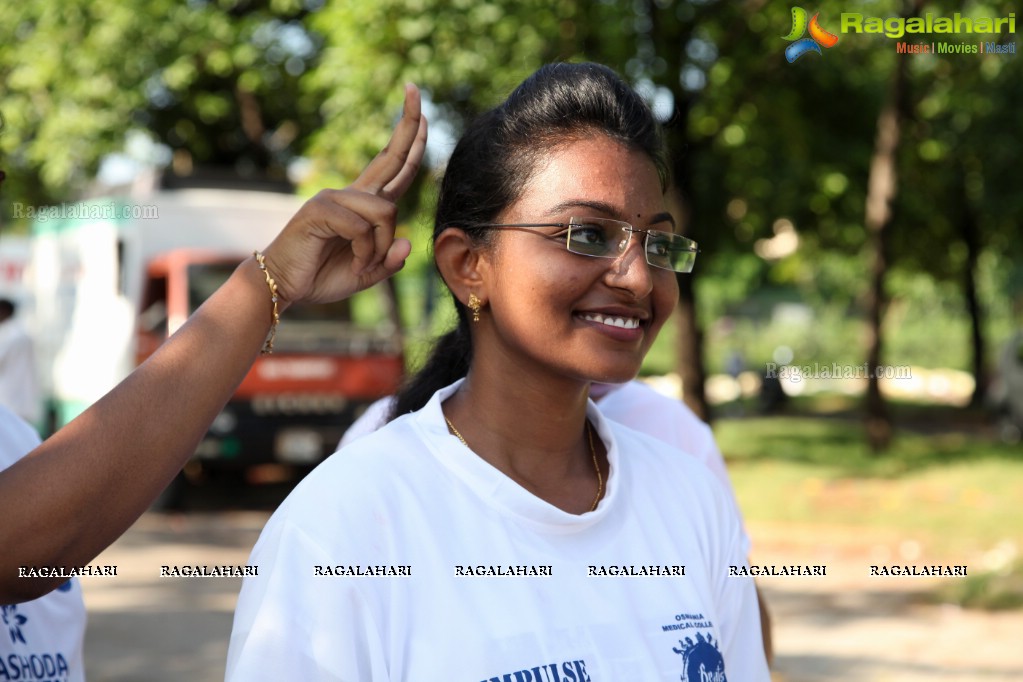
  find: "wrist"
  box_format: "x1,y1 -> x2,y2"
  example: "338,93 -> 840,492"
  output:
252,251 -> 280,354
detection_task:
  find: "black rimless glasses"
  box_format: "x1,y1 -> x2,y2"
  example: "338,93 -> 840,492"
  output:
473,216 -> 699,274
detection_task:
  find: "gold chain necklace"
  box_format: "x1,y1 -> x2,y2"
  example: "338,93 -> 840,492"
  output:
444,417 -> 604,512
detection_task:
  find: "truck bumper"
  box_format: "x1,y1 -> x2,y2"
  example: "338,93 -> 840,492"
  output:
192,398 -> 376,469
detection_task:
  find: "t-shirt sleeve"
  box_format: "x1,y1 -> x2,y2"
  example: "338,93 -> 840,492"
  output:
696,427 -> 753,558
337,397 -> 394,450
599,384 -> 754,557
226,514 -> 390,681
708,478 -> 771,680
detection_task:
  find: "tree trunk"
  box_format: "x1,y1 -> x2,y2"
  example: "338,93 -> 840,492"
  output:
676,271 -> 710,421
645,0 -> 711,422
958,164 -> 986,407
863,47 -> 910,453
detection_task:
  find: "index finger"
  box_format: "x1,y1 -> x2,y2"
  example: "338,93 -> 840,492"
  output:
352,83 -> 424,196
380,112 -> 427,202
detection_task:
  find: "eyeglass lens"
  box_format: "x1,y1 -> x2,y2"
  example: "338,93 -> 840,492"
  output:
566,217 -> 697,273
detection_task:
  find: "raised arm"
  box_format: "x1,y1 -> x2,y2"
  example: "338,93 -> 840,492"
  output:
0,85 -> 427,604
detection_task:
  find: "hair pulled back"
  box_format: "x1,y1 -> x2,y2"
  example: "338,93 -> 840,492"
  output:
390,62 -> 667,419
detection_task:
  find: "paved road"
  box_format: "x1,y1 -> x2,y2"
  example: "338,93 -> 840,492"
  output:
757,521 -> 1023,682
78,488 -> 1022,681
81,511 -> 263,681
81,480 -> 287,681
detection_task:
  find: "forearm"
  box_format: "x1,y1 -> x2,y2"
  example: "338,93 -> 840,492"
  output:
0,83 -> 425,604
0,258 -> 272,602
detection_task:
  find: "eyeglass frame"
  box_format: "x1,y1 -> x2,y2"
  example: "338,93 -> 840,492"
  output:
464,216 -> 700,274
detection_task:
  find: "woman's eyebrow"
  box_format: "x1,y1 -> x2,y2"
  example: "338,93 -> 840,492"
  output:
544,199 -> 620,218
543,201 -> 677,231
647,212 -> 676,230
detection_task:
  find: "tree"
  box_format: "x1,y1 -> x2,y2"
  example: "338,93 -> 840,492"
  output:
302,0 -> 633,188
891,0 -> 1023,408
0,0 -> 320,217
862,50 -> 908,452
5,0 -> 1017,436
305,0 -> 909,426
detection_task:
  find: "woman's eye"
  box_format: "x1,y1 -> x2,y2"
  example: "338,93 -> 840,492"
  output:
649,240 -> 670,257
570,225 -> 606,246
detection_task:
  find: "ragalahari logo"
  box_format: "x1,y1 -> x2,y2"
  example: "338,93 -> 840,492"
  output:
783,7 -> 840,62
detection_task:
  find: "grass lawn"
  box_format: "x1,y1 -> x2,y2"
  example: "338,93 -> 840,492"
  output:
713,413 -> 1023,562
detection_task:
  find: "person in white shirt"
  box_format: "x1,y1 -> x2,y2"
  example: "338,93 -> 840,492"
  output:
228,62 -> 770,680
0,299 -> 41,426
341,382 -> 744,531
339,380 -> 773,665
0,406 -> 87,682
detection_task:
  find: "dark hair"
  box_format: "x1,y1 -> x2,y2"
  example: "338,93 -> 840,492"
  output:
390,62 -> 667,419
0,298 -> 14,319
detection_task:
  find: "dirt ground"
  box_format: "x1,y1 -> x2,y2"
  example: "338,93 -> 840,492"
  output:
79,510 -> 1022,681
750,521 -> 1023,681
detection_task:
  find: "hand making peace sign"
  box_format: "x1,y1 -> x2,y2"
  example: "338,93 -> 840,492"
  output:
261,83 -> 428,308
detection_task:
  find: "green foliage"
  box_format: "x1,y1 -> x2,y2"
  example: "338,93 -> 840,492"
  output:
142,1 -> 320,176
0,0 -> 319,213
2,0 -> 1019,399
933,560 -> 1023,611
1,1 -> 156,205
302,0 -> 632,189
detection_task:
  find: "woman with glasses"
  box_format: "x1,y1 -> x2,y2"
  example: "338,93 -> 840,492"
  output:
227,62 -> 769,680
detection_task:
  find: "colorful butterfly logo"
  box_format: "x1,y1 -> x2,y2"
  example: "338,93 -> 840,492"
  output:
783,7 -> 839,62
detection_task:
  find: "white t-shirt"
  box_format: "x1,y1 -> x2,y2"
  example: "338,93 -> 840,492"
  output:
596,381 -> 750,556
0,407 -> 87,682
228,380 -> 769,680
0,318 -> 41,425
337,394 -> 393,448
341,381 -> 751,556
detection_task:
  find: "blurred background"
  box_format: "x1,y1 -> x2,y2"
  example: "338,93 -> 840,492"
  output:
1,0 -> 1021,679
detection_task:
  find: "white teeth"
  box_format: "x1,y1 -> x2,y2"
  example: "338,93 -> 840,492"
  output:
580,313 -> 640,330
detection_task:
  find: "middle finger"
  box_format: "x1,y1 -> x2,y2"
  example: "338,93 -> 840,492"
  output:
352,83 -> 424,197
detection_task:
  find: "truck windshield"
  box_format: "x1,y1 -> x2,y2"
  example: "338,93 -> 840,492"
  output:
187,262 -> 355,323
185,261 -> 399,354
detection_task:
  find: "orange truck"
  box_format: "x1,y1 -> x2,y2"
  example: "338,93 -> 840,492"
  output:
28,188 -> 403,479
136,249 -> 403,472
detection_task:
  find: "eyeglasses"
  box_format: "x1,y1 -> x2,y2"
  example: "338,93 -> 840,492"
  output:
473,216 -> 699,273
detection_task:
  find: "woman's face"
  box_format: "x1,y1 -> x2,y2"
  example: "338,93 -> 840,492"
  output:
477,134 -> 680,386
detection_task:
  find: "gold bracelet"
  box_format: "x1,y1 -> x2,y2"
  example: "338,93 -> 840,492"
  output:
253,251 -> 279,355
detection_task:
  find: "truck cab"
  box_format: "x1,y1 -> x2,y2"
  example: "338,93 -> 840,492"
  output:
26,188 -> 405,491
137,248 -> 403,474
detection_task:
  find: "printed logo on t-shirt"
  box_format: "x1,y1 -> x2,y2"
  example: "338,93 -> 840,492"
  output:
1,602 -> 75,680
1,606 -> 28,644
480,658 -> 591,682
673,631 -> 726,682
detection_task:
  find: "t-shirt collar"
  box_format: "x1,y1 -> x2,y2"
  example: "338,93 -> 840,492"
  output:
413,379 -> 621,532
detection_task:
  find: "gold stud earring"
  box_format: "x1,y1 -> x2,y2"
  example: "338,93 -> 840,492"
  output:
467,293 -> 482,323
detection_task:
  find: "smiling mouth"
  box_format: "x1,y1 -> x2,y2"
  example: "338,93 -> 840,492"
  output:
578,312 -> 641,330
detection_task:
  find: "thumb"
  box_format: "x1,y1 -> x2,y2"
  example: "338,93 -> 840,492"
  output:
381,238 -> 412,275
358,238 -> 412,290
